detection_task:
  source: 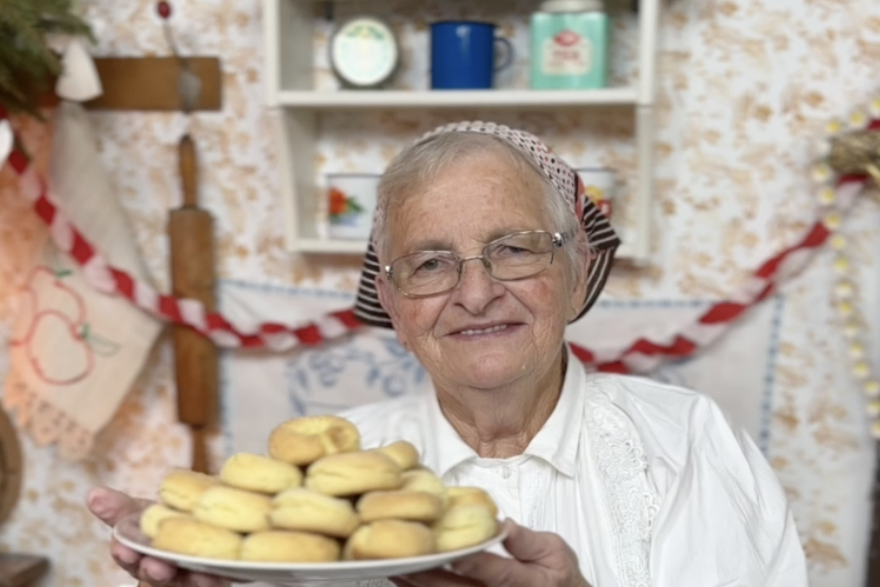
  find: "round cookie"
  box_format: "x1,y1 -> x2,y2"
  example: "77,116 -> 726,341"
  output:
433,504 -> 498,553
270,487 -> 360,538
269,415 -> 360,466
375,441 -> 420,470
220,452 -> 303,494
240,530 -> 341,563
140,503 -> 190,539
305,451 -> 402,496
345,519 -> 436,560
158,469 -> 221,512
357,490 -> 443,523
193,486 -> 272,533
400,469 -> 449,508
152,517 -> 242,560
447,486 -> 499,518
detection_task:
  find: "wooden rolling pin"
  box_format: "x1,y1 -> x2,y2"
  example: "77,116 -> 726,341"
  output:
169,133 -> 218,474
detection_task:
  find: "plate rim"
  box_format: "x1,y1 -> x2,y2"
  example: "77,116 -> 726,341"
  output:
113,512 -> 508,574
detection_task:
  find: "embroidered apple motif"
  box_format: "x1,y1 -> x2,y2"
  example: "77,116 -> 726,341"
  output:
10,264 -> 118,386
11,266 -> 85,345
26,310 -> 94,385
31,266 -> 86,326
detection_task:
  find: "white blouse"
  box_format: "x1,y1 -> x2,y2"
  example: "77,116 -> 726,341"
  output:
337,346 -> 808,587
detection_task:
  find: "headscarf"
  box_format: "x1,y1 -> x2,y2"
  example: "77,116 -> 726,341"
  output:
354,121 -> 620,328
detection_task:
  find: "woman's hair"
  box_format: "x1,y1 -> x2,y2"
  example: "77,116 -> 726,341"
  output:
373,132 -> 590,286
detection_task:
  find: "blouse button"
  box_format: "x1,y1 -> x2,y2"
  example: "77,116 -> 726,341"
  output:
502,466 -> 512,479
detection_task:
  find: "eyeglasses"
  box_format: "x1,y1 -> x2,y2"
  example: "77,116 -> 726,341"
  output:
384,230 -> 570,298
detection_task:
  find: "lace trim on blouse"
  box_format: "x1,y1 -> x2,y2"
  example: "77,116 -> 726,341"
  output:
585,389 -> 660,587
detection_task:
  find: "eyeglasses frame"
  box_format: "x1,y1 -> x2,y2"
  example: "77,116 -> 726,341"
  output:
383,230 -> 572,298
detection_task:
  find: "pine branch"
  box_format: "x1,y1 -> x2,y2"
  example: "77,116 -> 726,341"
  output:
5,9 -> 62,70
0,0 -> 93,118
0,63 -> 25,101
0,60 -> 44,119
41,14 -> 94,40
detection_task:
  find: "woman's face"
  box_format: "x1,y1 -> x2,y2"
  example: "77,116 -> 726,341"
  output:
376,151 -> 586,391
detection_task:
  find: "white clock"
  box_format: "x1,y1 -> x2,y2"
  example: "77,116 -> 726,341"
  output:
329,16 -> 400,89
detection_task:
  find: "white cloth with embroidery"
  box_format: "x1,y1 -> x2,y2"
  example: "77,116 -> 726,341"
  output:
2,102 -> 161,459
325,346 -> 806,587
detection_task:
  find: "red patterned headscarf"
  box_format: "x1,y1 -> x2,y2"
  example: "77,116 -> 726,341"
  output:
354,121 -> 620,328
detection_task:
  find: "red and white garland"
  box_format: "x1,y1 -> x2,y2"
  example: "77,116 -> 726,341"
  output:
0,105 -> 874,382
0,105 -> 361,353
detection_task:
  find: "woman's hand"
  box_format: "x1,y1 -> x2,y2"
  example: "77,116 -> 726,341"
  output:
391,519 -> 592,587
86,486 -> 229,587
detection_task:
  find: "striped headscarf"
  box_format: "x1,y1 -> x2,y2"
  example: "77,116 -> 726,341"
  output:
354,121 -> 620,328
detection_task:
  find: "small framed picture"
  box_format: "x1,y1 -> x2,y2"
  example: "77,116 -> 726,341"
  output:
326,173 -> 381,240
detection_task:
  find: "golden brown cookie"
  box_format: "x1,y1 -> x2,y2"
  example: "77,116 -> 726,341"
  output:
240,530 -> 341,562
433,504 -> 498,552
220,452 -> 303,494
357,490 -> 444,523
158,469 -> 221,512
193,486 -> 272,533
152,517 -> 242,560
400,469 -> 449,508
139,503 -> 190,539
375,440 -> 420,471
268,415 -> 361,466
345,519 -> 436,560
446,486 -> 499,518
270,487 -> 360,538
305,451 -> 402,496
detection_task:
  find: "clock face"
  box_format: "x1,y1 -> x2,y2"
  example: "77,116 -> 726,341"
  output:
330,17 -> 399,88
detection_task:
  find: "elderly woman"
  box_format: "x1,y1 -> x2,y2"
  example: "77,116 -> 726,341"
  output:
88,122 -> 808,587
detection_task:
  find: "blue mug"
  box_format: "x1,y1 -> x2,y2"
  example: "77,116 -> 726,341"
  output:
430,21 -> 514,90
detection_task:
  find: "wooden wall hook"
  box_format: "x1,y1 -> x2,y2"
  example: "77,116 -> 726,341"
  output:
43,56 -> 222,112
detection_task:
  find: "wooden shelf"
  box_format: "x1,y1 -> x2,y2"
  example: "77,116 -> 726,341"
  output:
264,0 -> 661,265
277,88 -> 640,109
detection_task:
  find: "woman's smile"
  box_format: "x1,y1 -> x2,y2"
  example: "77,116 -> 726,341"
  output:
445,321 -> 525,340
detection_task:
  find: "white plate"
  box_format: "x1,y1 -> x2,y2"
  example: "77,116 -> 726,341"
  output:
113,513 -> 507,585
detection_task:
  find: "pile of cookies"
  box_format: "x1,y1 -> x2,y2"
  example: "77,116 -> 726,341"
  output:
139,415 -> 499,563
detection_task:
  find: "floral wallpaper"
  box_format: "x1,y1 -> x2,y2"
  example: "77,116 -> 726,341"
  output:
1,0 -> 880,586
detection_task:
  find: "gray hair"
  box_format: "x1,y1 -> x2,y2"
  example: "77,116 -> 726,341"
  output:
373,132 -> 590,284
